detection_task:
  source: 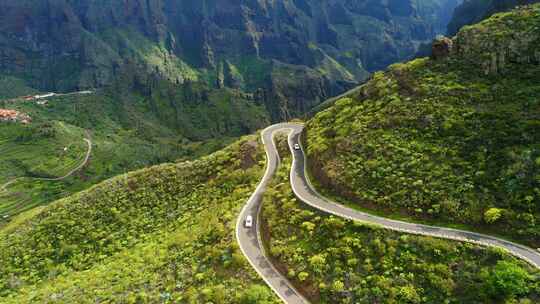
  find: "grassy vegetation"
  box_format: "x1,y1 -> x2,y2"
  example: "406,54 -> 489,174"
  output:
0,122 -> 87,182
0,121 -> 90,215
304,4 -> 540,247
262,138 -> 540,303
98,28 -> 201,84
0,82 -> 269,219
233,56 -> 272,91
0,135 -> 279,303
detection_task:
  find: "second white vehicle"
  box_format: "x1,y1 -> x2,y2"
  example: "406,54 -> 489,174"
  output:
294,143 -> 301,150
245,215 -> 253,228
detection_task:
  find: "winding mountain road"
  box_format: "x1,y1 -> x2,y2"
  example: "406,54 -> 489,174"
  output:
237,123 -> 540,303
236,124 -> 309,303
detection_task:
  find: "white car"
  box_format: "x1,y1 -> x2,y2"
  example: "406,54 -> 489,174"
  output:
245,215 -> 254,228
294,143 -> 301,150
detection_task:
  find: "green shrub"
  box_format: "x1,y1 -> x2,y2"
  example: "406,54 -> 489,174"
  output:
485,261 -> 531,299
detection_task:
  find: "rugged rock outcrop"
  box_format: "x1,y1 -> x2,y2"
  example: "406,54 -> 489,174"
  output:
431,36 -> 454,59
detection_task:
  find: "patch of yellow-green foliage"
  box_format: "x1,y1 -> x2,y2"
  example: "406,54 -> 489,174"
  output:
0,135 -> 279,303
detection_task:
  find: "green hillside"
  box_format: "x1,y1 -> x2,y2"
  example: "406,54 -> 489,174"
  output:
0,85 -> 268,218
304,4 -> 540,246
262,137 -> 539,303
0,135 -> 279,303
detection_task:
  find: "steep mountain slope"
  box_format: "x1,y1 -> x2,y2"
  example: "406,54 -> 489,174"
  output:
304,4 -> 540,246
447,0 -> 540,35
0,0 -> 460,120
0,135 -> 280,303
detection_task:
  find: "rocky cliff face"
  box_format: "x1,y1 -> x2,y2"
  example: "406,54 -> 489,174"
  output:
0,0 -> 460,120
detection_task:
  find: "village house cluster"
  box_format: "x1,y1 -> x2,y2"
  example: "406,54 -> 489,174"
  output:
0,109 -> 31,124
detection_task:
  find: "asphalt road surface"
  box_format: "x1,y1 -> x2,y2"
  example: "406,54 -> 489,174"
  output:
238,123 -> 540,304
236,124 -> 309,304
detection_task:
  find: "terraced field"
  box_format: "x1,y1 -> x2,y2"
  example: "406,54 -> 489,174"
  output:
0,179 -> 75,217
0,122 -> 86,182
0,122 -> 89,217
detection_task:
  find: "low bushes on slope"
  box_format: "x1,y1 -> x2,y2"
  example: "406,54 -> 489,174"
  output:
305,4 -> 540,246
261,142 -> 540,303
0,135 -> 279,303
